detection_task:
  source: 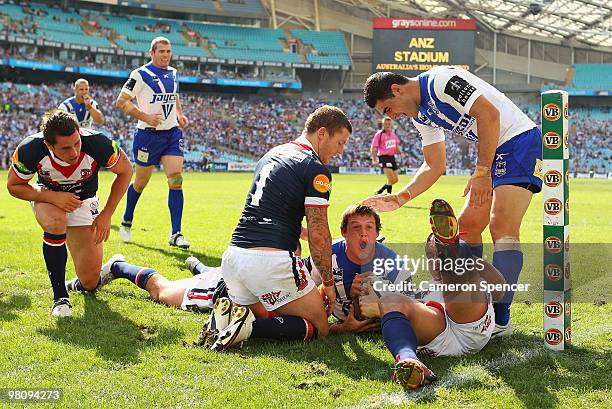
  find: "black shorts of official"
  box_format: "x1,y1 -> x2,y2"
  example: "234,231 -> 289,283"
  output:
378,155 -> 398,171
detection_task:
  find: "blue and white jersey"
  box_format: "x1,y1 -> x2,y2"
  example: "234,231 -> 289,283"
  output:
307,239 -> 412,321
58,97 -> 99,128
121,62 -> 179,131
412,66 -> 536,148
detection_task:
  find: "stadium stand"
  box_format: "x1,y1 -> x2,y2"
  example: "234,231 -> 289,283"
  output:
570,64 -> 612,89
0,81 -> 609,174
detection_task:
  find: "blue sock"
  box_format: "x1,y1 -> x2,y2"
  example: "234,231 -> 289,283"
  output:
381,311 -> 418,362
492,249 -> 523,326
123,184 -> 141,223
43,233 -> 68,301
111,261 -> 158,290
168,189 -> 184,234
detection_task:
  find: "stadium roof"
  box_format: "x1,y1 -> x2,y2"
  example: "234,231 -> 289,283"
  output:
338,0 -> 612,48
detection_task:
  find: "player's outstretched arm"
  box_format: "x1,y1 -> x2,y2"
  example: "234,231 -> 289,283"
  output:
91,151 -> 132,244
305,206 -> 335,315
362,141 -> 445,212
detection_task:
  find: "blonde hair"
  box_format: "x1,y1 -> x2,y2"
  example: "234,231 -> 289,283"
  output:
150,36 -> 171,52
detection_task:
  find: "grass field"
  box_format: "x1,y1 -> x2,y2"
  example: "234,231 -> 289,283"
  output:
0,171 -> 610,408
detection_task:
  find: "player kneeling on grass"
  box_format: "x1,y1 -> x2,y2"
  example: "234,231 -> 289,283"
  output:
356,198 -> 506,391
6,110 -> 132,317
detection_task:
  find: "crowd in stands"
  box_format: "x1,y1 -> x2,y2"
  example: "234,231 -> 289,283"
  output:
0,81 -> 609,174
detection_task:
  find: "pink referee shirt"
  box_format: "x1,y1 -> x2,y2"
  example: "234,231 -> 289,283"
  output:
371,130 -> 399,156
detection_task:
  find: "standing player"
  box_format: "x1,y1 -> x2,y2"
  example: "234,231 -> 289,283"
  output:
6,110 -> 132,317
362,67 -> 542,336
207,106 -> 351,350
371,116 -> 400,194
58,78 -> 105,128
115,36 -> 190,248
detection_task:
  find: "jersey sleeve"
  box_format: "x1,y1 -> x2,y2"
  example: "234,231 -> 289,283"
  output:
370,130 -> 381,149
303,160 -> 332,207
83,132 -> 122,169
120,70 -> 143,98
432,68 -> 483,115
412,118 -> 445,147
11,139 -> 41,181
91,99 -> 100,111
57,101 -> 68,112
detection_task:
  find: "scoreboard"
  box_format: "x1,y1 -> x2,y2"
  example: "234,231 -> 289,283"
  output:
372,18 -> 476,76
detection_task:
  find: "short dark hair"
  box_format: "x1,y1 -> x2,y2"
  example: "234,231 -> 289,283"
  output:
340,204 -> 381,233
363,72 -> 409,108
304,105 -> 352,137
40,109 -> 79,146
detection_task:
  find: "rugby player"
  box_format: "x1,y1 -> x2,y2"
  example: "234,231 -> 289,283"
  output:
116,36 -> 191,248
7,110 -> 131,317
357,198 -> 506,391
58,78 -> 104,128
362,67 -> 542,336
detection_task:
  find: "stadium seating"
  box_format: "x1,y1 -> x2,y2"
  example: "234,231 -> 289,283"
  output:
291,30 -> 351,65
571,64 -> 612,89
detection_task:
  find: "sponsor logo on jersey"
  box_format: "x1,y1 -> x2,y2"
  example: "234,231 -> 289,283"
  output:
545,301 -> 562,318
543,132 -> 561,149
444,75 -> 476,106
545,328 -> 563,345
545,236 -> 562,253
544,198 -> 562,215
544,170 -> 562,187
124,78 -> 137,92
545,263 -> 562,281
149,93 -> 177,104
543,103 -> 561,121
313,174 -> 331,193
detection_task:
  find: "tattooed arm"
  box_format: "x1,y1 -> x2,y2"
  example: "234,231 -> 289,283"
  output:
305,206 -> 335,315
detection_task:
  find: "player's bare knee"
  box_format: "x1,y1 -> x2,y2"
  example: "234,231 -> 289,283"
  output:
315,321 -> 330,338
79,276 -> 100,291
458,213 -> 487,238
167,173 -> 183,189
41,214 -> 68,234
489,217 -> 520,243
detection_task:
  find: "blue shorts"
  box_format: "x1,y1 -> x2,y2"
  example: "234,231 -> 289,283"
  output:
132,127 -> 184,166
491,127 -> 543,193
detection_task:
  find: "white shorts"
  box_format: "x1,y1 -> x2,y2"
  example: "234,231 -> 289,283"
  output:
417,297 -> 495,357
221,246 -> 315,311
31,195 -> 100,227
180,267 -> 224,312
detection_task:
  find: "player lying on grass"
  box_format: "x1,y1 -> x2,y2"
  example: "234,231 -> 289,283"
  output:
355,198 -> 507,391
7,110 -> 132,317
74,204 -> 406,345
205,203 -> 413,351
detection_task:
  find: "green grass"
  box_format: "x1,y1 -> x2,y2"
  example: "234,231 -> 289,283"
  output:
0,171 -> 610,408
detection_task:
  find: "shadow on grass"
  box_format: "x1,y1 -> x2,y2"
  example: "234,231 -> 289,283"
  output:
0,294 -> 31,321
122,241 -> 222,270
217,331 -> 391,384
38,294 -> 183,364
396,331 -> 611,408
